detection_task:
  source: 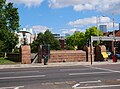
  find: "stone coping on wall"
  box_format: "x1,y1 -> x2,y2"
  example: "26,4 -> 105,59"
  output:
50,50 -> 86,53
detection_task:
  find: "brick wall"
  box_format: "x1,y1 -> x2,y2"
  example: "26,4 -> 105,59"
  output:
48,50 -> 86,63
7,53 -> 20,62
83,46 -> 94,62
21,45 -> 31,64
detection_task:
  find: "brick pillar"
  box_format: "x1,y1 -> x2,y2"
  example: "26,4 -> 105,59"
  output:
21,45 -> 31,64
87,47 -> 94,62
86,47 -> 94,62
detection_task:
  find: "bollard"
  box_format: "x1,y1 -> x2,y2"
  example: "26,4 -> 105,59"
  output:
112,55 -> 117,62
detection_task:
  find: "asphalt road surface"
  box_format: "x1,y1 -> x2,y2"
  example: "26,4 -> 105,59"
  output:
0,64 -> 120,89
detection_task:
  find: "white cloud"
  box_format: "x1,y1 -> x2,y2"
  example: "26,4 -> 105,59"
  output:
48,0 -> 96,8
32,25 -> 50,34
62,28 -> 76,34
7,0 -> 43,7
68,16 -> 111,27
48,0 -> 120,14
61,28 -> 84,35
74,4 -> 94,11
107,22 -> 119,30
68,16 -> 97,27
99,16 -> 110,23
68,16 -> 119,31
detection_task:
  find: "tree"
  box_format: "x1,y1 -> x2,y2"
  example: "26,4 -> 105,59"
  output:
0,29 -> 19,52
31,30 -> 61,52
66,26 -> 103,50
5,2 -> 20,32
0,0 -> 6,31
85,26 -> 103,46
85,26 -> 103,38
0,0 -> 20,52
30,32 -> 44,53
43,30 -> 61,50
66,32 -> 85,50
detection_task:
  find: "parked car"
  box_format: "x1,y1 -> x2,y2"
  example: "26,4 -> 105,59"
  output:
116,53 -> 120,59
107,52 -> 112,59
107,51 -> 120,59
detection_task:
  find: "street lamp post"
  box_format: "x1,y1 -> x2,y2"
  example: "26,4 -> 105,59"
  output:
96,16 -> 99,36
112,13 -> 116,54
96,15 -> 102,44
112,13 -> 117,62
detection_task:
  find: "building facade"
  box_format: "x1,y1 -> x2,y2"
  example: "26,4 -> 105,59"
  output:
16,28 -> 35,48
99,25 -> 107,33
103,30 -> 120,53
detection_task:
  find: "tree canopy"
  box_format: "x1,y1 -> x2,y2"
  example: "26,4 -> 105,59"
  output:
66,31 -> 85,50
85,26 -> 103,39
66,26 -> 103,50
31,30 -> 61,52
5,3 -> 20,32
0,0 -> 20,52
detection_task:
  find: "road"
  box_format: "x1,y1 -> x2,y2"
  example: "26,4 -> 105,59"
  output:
0,63 -> 120,89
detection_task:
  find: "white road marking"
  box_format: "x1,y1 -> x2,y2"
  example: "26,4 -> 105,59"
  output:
0,86 -> 24,89
85,66 -> 120,73
72,84 -> 80,88
72,80 -> 101,88
117,79 -> 120,81
80,80 -> 101,84
0,75 -> 46,80
69,71 -> 112,76
0,71 -> 39,75
15,86 -> 24,89
74,84 -> 120,89
60,68 -> 91,72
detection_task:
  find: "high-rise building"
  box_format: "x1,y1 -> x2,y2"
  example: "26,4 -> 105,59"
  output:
119,23 -> 120,30
65,33 -> 70,37
99,25 -> 107,33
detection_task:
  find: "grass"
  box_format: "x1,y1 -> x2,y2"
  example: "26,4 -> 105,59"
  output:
0,57 -> 16,64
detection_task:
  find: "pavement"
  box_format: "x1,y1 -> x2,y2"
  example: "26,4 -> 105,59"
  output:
0,59 -> 120,69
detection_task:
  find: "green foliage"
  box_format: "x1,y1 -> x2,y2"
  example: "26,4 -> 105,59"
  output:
0,40 -> 5,52
5,3 -> 20,32
66,32 -> 85,50
66,26 -> 103,50
31,30 -> 61,52
0,58 -> 16,64
85,26 -> 103,46
0,1 -> 20,32
13,48 -> 20,53
0,0 -> 20,52
85,26 -> 103,38
0,29 -> 19,52
0,0 -> 7,31
66,45 -> 75,50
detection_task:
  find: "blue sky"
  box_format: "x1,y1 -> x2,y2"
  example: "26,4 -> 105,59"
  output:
7,0 -> 120,35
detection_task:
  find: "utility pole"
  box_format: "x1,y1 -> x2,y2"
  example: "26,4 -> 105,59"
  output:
112,13 -> 116,56
96,16 -> 98,30
90,36 -> 93,65
112,13 -> 117,62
